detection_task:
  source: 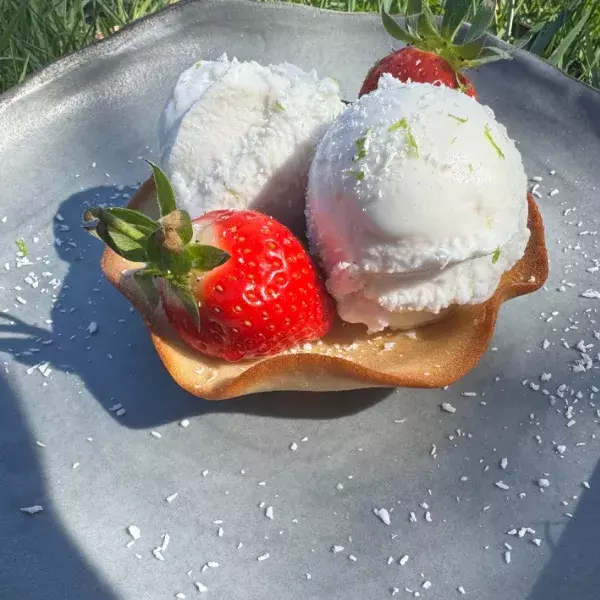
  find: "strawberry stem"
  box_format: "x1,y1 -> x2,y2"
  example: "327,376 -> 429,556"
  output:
84,208 -> 147,243
82,161 -> 232,326
381,1 -> 510,74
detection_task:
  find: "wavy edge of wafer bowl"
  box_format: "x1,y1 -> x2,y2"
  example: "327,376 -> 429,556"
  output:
100,179 -> 548,400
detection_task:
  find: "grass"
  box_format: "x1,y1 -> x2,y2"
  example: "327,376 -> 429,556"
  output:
0,0 -> 175,93
1,0 -> 599,94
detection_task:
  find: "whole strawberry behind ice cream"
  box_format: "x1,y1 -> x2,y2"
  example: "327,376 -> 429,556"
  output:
83,162 -> 333,362
360,0 -> 510,99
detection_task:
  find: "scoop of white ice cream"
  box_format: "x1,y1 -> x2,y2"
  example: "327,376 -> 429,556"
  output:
158,54 -> 344,233
307,75 -> 530,333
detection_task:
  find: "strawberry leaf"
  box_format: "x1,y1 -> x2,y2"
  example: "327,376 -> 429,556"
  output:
105,207 -> 159,235
405,14 -> 422,40
405,0 -> 426,40
97,221 -> 147,262
133,268 -> 160,313
441,0 -> 472,42
188,244 -> 230,272
167,280 -> 200,325
470,45 -> 512,66
381,9 -> 420,45
417,5 -> 443,44
146,160 -> 177,217
454,37 -> 486,60
178,212 -> 193,245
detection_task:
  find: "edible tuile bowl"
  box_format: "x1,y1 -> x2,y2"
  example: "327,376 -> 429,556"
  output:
101,178 -> 548,400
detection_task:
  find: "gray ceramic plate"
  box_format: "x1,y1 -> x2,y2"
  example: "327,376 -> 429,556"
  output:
1,1 -> 599,598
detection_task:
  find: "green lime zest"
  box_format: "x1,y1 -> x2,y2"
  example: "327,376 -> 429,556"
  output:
451,136 -> 458,145
448,114 -> 468,124
224,185 -> 241,201
468,163 -> 474,173
274,100 -> 285,111
16,239 -> 27,256
388,118 -> 406,133
492,247 -> 501,264
484,124 -> 505,160
353,128 -> 370,162
194,60 -> 203,68
345,169 -> 365,181
388,118 -> 419,158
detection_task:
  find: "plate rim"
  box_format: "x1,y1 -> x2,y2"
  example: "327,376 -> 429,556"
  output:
2,0 -> 599,112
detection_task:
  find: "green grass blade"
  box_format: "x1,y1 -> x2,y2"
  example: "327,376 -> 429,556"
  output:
2,0 -> 600,92
548,8 -> 591,67
441,0 -> 471,41
529,6 -> 574,56
463,0 -> 496,43
406,0 -> 423,17
0,0 -> 30,57
18,53 -> 31,83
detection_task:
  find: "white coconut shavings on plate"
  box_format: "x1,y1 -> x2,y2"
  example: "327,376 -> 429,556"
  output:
3,114 -> 600,600
373,507 -> 391,525
152,548 -> 165,561
20,505 -> 43,515
257,553 -> 270,562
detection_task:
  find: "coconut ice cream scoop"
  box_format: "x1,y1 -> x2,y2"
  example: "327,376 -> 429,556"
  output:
158,54 -> 345,233
307,75 -> 530,333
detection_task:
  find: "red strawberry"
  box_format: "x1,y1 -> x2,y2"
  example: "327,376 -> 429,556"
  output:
360,47 -> 477,98
158,209 -> 334,361
83,162 -> 333,362
360,0 -> 510,98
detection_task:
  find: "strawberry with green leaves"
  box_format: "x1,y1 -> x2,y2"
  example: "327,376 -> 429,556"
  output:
360,0 -> 510,99
83,162 -> 334,362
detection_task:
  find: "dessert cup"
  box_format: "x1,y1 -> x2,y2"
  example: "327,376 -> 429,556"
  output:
100,178 -> 548,400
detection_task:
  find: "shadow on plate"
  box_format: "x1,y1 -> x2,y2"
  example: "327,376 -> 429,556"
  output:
577,91 -> 600,144
527,458 -> 600,600
0,186 -> 390,429
0,374 -> 118,599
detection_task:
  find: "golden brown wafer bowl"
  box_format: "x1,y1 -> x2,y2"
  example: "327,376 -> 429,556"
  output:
100,179 -> 548,400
